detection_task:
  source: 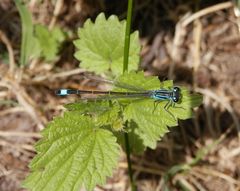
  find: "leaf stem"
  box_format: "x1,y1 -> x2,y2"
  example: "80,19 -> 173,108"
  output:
123,0 -> 136,190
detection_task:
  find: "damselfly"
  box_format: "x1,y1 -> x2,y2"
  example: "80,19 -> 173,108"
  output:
55,78 -> 182,118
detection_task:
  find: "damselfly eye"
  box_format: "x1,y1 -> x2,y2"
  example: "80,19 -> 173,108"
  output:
173,96 -> 179,102
173,87 -> 180,92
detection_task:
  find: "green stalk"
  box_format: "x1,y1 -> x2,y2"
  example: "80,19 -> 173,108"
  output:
124,132 -> 136,191
123,0 -> 136,190
123,0 -> 133,73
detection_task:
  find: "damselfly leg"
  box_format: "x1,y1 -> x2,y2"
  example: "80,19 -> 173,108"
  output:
152,101 -> 159,114
163,100 -> 175,119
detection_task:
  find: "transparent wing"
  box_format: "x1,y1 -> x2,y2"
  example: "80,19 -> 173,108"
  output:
84,75 -> 147,92
74,92 -> 152,102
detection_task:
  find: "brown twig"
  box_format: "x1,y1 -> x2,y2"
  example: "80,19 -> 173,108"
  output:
182,2 -> 233,27
196,88 -> 240,137
32,68 -> 86,82
0,107 -> 25,116
1,77 -> 46,130
0,30 -> 15,74
0,140 -> 35,152
0,130 -> 41,138
192,19 -> 202,89
193,166 -> 240,186
49,0 -> 64,30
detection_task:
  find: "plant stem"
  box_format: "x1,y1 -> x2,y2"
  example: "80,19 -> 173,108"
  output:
123,0 -> 136,190
124,132 -> 136,191
123,0 -> 133,73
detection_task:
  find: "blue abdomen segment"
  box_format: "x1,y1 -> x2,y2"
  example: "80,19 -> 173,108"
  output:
55,89 -> 68,96
55,89 -> 79,96
55,89 -> 78,96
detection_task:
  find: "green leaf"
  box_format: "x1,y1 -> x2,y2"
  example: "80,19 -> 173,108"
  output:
23,112 -> 120,191
114,72 -> 202,149
65,100 -> 112,114
114,71 -> 173,91
124,99 -> 175,149
74,13 -> 140,77
51,27 -> 66,42
15,0 -> 39,65
66,101 -> 124,131
115,121 -> 146,154
35,25 -> 65,61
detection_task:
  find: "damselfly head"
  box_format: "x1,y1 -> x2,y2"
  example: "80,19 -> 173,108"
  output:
172,87 -> 181,103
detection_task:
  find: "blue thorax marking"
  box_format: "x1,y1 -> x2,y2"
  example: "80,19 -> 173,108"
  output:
150,90 -> 172,101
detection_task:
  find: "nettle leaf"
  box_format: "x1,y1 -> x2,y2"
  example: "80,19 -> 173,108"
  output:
114,71 -> 173,91
114,72 -> 202,149
35,25 -> 65,61
96,102 -> 123,130
115,121 -> 146,154
65,101 -> 123,131
23,112 -> 120,191
74,13 -> 140,76
65,100 -> 112,113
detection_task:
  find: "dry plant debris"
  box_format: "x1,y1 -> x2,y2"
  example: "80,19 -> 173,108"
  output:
0,1 -> 240,191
